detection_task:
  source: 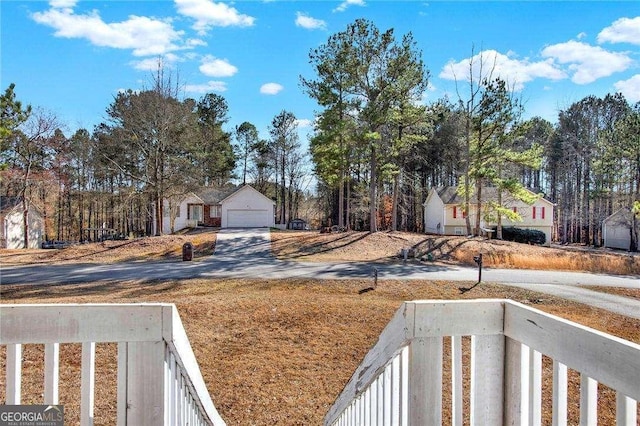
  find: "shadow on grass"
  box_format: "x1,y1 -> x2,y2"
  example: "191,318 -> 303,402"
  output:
273,231 -> 371,260
0,280 -> 184,301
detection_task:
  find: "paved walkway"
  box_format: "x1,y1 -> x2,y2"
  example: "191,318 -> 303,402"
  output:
2,229 -> 639,318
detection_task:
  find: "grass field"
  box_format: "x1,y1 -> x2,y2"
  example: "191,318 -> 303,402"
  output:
2,277 -> 639,425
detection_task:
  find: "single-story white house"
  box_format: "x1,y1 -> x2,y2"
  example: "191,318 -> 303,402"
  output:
423,186 -> 554,245
1,196 -> 44,249
602,207 -> 639,251
162,185 -> 275,233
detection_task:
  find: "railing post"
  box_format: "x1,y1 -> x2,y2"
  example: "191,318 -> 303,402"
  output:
409,337 -> 443,425
123,341 -> 167,425
471,334 -> 505,425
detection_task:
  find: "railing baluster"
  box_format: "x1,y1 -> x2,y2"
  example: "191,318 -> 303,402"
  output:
615,393 -> 637,425
364,387 -> 371,425
169,352 -> 178,425
529,348 -> 542,426
451,336 -> 463,426
400,346 -> 409,426
369,376 -> 376,426
81,341 -> 96,426
505,339 -> 527,424
6,343 -> 22,404
164,345 -> 171,425
116,342 -> 127,426
391,355 -> 401,425
44,343 -> 59,404
178,373 -> 184,425
377,375 -> 384,426
383,362 -> 392,425
552,360 -> 568,426
579,374 -> 597,426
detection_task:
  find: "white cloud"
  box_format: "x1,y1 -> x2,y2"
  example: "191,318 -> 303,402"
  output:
295,118 -> 313,128
439,50 -> 566,91
174,0 -> 254,34
541,40 -> 632,84
131,54 -> 180,71
49,0 -> 77,8
184,81 -> 228,93
333,0 -> 365,13
614,74 -> 640,103
295,12 -> 326,30
199,55 -> 238,77
260,83 -> 283,95
31,7 -> 187,56
597,16 -> 640,45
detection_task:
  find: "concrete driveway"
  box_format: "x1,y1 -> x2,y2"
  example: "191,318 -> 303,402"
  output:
214,228 -> 273,259
2,229 -> 639,318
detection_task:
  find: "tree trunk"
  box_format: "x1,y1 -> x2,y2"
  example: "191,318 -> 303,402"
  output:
369,145 -> 377,233
474,181 -> 482,236
391,173 -> 400,231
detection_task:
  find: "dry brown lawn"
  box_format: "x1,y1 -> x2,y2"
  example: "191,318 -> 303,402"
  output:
270,230 -> 640,275
2,279 -> 640,425
1,229 -> 639,425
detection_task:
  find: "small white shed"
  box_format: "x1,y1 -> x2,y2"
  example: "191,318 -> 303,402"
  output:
220,185 -> 275,228
1,197 -> 44,249
603,208 -> 638,250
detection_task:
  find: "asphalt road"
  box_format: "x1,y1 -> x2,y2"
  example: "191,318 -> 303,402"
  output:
2,228 -> 639,318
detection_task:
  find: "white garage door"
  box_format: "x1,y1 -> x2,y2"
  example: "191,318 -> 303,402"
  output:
226,209 -> 271,228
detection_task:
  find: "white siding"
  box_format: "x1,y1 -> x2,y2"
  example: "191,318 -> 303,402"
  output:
221,186 -> 275,228
604,223 -> 631,250
3,209 -> 43,249
423,190 -> 445,234
163,194 -> 203,233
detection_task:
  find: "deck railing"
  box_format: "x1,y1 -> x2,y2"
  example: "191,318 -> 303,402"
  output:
324,299 -> 640,426
1,303 -> 225,426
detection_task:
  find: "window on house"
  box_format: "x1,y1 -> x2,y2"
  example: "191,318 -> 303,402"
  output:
454,227 -> 464,235
210,205 -> 221,218
453,206 -> 466,218
532,206 -> 545,220
189,205 -> 203,221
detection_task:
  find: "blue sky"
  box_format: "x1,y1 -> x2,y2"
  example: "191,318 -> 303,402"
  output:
2,0 -> 639,143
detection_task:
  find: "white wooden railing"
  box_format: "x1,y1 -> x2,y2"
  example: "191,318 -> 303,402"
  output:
324,299 -> 640,426
1,303 -> 226,426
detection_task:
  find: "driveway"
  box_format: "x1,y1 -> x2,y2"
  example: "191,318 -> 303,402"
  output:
214,228 -> 273,259
2,229 -> 639,318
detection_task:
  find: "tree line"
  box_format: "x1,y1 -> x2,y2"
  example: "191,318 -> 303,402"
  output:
2,19 -> 639,249
303,19 -> 639,249
0,66 -> 308,246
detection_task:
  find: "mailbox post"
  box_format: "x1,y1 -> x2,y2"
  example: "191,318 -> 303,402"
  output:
473,253 -> 483,283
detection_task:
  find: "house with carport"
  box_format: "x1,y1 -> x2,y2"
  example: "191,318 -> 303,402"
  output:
423,186 -> 554,245
162,185 -> 275,233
